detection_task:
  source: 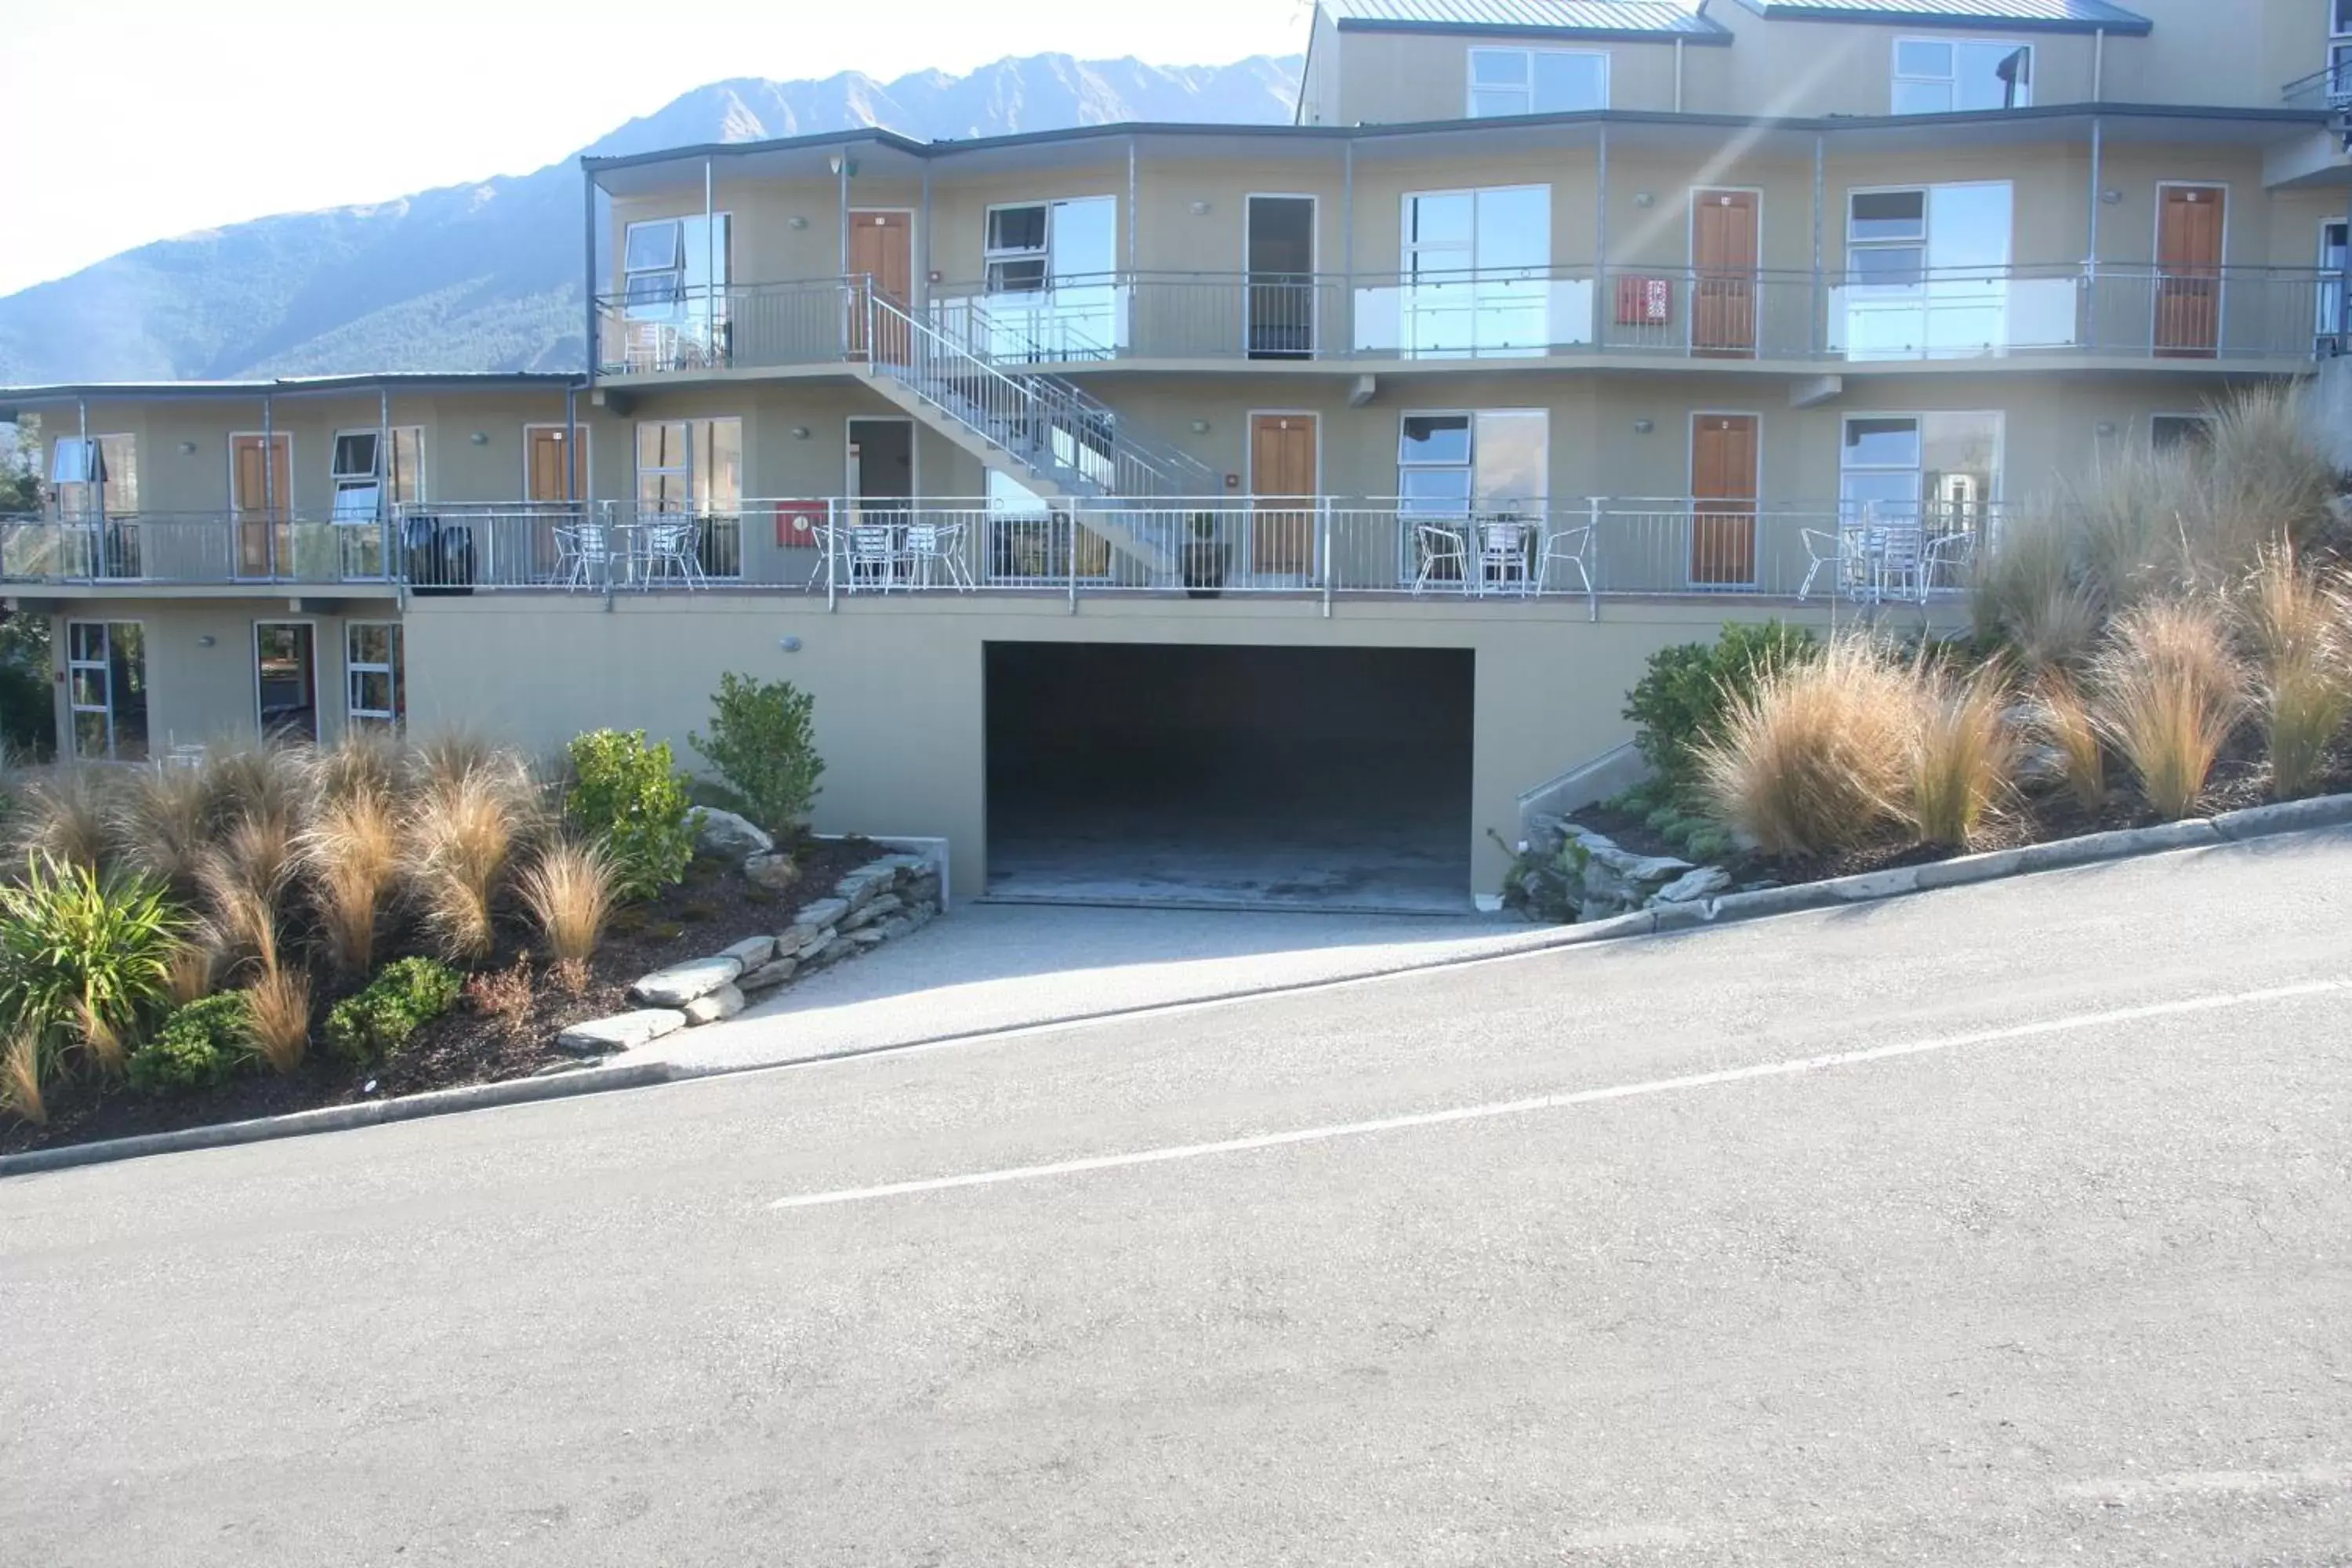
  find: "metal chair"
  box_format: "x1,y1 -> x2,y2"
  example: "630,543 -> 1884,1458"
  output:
1476,520 -> 1536,595
1534,520 -> 1593,596
636,516 -> 706,590
1797,526 -> 1844,601
802,522 -> 840,593
902,521 -> 974,590
1922,528 -> 1977,597
1411,521 -> 1471,595
553,523 -> 611,591
848,523 -> 902,591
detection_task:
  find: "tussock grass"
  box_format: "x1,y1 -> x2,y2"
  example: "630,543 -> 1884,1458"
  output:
13,768 -> 114,873
245,964 -> 313,1075
2235,549 -> 2352,800
165,939 -> 220,1008
1971,501 -> 2102,673
197,812 -> 300,975
313,730 -> 404,808
405,765 -> 531,963
1695,638 -> 1919,858
2033,675 -> 2108,815
516,839 -> 615,965
303,788 -> 402,977
200,743 -> 313,838
111,765 -> 212,894
1908,666 -> 2016,848
1,1027 -> 45,1125
2092,599 -> 2249,820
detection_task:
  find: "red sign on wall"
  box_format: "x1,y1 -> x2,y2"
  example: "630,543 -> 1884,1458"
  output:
775,499 -> 828,546
1615,275 -> 1673,326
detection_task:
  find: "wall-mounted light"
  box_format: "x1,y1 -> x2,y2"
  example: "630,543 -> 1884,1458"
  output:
1189,419 -> 1211,434
2100,189 -> 2123,205
789,215 -> 809,230
197,634 -> 216,648
790,426 -> 811,440
1634,191 -> 1655,209
178,440 -> 197,455
1190,200 -> 1211,216
1633,419 -> 1654,434
2094,420 -> 2119,437
828,154 -> 859,177
470,432 -> 488,445
779,636 -> 803,652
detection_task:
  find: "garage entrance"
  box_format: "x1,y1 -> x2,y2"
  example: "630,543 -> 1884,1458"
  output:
984,643 -> 1475,913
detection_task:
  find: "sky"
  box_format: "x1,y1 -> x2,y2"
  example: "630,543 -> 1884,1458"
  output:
0,0 -> 1316,299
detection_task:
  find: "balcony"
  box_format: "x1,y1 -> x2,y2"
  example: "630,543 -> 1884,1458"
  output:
593,265 -> 2343,378
0,514 -> 398,590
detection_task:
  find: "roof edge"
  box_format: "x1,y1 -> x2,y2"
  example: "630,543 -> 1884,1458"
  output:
0,372 -> 587,407
1725,0 -> 2152,35
1331,18 -> 1734,44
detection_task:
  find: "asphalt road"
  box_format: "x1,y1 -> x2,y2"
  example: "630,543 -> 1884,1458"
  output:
4,830 -> 2350,1566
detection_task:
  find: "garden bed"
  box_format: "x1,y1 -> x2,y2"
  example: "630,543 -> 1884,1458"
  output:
0,836 -> 880,1156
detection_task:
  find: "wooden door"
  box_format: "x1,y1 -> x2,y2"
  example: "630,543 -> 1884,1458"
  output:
230,434 -> 292,576
1692,190 -> 1759,358
1249,414 -> 1317,575
2155,185 -> 2225,358
1690,415 -> 1759,586
848,211 -> 914,360
526,426 -> 588,504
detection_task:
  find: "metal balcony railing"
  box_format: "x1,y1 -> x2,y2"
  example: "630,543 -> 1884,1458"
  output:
0,513 -> 397,586
2282,59 -> 2352,112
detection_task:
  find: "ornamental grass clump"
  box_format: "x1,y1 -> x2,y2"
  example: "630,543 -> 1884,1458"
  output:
111,764 -> 212,896
517,839 -> 616,965
1907,666 -> 2017,849
2092,598 -> 2249,821
405,764 -> 533,964
2234,550 -> 2352,801
1693,637 -> 1919,859
245,964 -> 314,1076
303,786 -> 403,978
12,768 -> 114,875
2033,673 -> 2107,815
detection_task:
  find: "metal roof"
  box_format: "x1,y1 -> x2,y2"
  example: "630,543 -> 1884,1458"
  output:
0,372 -> 584,408
1726,0 -> 2152,34
1326,0 -> 1731,39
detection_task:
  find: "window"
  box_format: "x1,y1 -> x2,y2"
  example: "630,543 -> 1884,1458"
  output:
1392,187 -> 1553,357
634,418 -> 742,513
65,620 -> 147,762
622,214 -> 729,318
1847,191 -> 1928,287
1892,38 -> 2031,114
329,427 -> 423,522
50,434 -> 137,519
1467,48 -> 1608,117
254,622 -> 318,743
347,622 -> 405,733
1840,412 -> 2001,535
983,197 -> 1116,293
1397,410 -> 1548,517
2323,221 -> 2349,340
2149,414 -> 2212,452
2336,0 -> 2351,35
1841,183 -> 2014,358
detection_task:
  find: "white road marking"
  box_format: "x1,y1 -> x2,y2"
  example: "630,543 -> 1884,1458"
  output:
771,978 -> 2347,1211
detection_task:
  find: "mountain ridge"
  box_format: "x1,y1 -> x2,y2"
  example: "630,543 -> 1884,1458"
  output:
0,53 -> 1301,385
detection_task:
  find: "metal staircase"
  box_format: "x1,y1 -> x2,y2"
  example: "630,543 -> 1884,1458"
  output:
856,286 -> 1219,576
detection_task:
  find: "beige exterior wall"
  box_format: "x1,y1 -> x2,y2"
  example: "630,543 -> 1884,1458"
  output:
399,592 -> 1860,900
37,596 -> 397,757
1328,31 -> 1695,123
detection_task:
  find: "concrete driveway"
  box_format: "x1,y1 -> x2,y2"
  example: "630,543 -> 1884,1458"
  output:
5,828 -> 2350,1564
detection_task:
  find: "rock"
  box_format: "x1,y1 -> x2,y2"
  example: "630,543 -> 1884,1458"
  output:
629,955 -> 743,1007
739,956 -> 798,992
1578,860 -> 1639,919
848,927 -> 890,948
1648,866 -> 1733,906
877,916 -> 913,941
814,936 -> 857,967
682,984 -> 746,1025
532,1059 -> 593,1077
793,927 -> 839,960
834,871 -> 890,912
557,1010 -> 687,1054
904,873 -> 941,906
720,935 -> 776,967
842,894 -> 904,932
784,898 -> 848,943
909,899 -> 939,921
695,808 -> 773,859
2014,742 -> 2065,786
743,853 -> 801,892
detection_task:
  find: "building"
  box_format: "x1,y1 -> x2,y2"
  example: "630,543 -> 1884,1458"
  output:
5,0 -> 2348,912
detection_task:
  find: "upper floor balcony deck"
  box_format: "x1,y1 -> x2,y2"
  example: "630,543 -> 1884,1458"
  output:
593,262 -> 2347,380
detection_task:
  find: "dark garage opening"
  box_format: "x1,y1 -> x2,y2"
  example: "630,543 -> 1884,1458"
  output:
985,643 -> 1475,913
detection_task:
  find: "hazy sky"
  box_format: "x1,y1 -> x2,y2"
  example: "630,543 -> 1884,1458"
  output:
0,0 -> 1316,298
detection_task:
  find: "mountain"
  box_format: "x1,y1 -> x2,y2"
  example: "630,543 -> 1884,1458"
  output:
0,53 -> 1301,385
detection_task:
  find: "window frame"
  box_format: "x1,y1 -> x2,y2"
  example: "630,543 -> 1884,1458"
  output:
622,213 -> 731,320
252,619 -> 320,744
633,416 -> 742,514
1395,408 -> 1549,517
982,195 -> 1119,295
1838,411 -> 2005,528
329,426 -> 423,523
1465,45 -> 1610,118
346,620 -> 405,734
1890,35 -> 2032,115
64,619 -> 147,762
50,434 -> 136,518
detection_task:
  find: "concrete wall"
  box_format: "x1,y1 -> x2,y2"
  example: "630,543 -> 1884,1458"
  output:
399,592 -> 1857,901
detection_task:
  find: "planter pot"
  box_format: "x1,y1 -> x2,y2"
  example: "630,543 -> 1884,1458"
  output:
1182,539 -> 1228,599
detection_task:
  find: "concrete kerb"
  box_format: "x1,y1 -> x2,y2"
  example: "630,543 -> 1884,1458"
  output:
9,793 -> 2351,1179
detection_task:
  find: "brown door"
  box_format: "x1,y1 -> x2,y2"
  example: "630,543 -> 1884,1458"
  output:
1249,414 -> 1317,575
848,211 -> 915,359
1690,414 -> 1759,586
230,433 -> 292,577
1692,190 -> 1759,358
2155,185 -> 2225,358
526,426 -> 589,503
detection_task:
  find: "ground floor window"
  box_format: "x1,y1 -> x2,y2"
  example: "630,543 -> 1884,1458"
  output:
1838,412 -> 2002,537
2150,413 -> 2212,453
65,620 -> 147,762
347,622 -> 404,733
1396,410 -> 1548,517
254,621 -> 318,743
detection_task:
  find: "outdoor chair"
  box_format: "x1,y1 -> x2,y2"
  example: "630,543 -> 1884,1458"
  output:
848,523 -> 902,590
1476,521 -> 1536,595
902,521 -> 974,590
553,523 -> 611,591
1411,521 -> 1471,595
637,517 -> 706,590
1534,520 -> 1593,597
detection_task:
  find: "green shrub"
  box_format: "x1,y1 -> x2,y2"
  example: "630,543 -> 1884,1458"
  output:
128,993 -> 252,1097
565,729 -> 695,902
689,673 -> 825,837
325,956 -> 463,1066
1624,622 -> 1818,788
1643,804 -> 1680,833
0,854 -> 183,1077
1490,829 -> 1590,924
1685,826 -> 1732,862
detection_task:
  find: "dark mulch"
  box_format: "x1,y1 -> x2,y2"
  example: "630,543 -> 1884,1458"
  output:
1576,742 -> 2352,893
1,835 -> 881,1156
